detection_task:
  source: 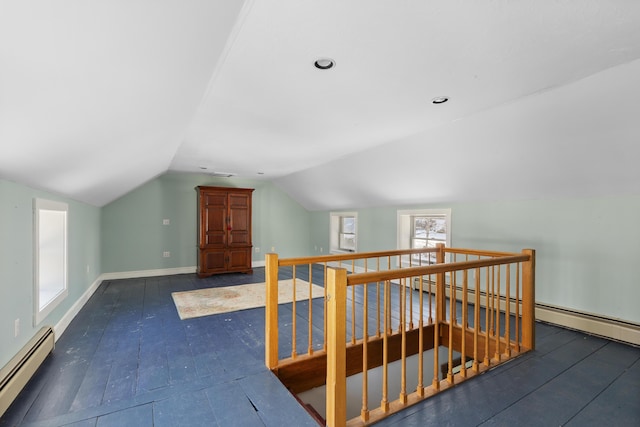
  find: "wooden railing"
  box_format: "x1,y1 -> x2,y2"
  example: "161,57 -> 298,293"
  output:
265,246 -> 535,427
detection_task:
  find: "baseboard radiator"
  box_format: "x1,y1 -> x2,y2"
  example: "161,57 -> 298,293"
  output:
0,327 -> 55,417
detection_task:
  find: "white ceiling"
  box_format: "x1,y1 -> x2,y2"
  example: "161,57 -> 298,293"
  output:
1,1 -> 639,209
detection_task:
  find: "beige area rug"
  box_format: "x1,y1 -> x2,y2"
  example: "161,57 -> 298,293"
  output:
171,279 -> 325,320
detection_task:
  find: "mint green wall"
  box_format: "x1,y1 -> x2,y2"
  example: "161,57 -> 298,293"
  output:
0,179 -> 101,369
101,173 -> 312,273
309,195 -> 640,325
4,169 -> 637,370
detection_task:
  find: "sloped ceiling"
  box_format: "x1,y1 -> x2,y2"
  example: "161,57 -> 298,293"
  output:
1,1 -> 639,209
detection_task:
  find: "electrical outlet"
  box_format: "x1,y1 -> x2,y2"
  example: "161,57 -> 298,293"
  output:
14,318 -> 20,337
86,264 -> 90,273
271,246 -> 275,252
162,219 -> 170,225
255,247 -> 260,253
163,251 -> 171,258
320,247 -> 323,253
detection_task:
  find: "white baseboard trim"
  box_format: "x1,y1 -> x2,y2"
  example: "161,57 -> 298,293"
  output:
53,276 -> 102,341
54,266 -> 197,341
100,266 -> 197,281
404,278 -> 640,346
536,304 -> 640,346
252,260 -> 265,268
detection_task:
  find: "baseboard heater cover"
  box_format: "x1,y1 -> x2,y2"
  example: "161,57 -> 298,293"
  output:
0,326 -> 55,417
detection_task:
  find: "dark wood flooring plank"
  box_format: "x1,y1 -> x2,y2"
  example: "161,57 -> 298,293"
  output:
481,342 -> 639,426
153,389 -> 218,427
95,403 -> 152,427
3,269 -> 638,427
565,354 -> 640,426
238,371 -> 318,427
205,381 -> 264,427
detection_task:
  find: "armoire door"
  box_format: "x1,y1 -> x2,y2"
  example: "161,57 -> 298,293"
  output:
202,192 -> 227,248
227,193 -> 251,247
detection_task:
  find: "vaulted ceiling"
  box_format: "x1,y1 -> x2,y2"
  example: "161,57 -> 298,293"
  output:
2,1 -> 639,210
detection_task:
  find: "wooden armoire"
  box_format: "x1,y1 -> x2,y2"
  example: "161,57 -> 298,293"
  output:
196,186 -> 254,277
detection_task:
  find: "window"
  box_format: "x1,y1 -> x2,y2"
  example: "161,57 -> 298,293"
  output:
330,212 -> 357,253
397,209 -> 451,265
34,198 -> 68,325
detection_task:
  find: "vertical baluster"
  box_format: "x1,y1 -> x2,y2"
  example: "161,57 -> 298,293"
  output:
432,309 -> 440,390
417,275 -> 424,396
504,264 -> 511,357
351,260 -> 356,345
428,273 -> 433,325
308,264 -> 313,355
432,244 -> 445,390
376,258 -> 381,338
515,262 -> 521,352
461,268 -> 468,378
324,262 -> 328,351
381,280 -> 390,412
447,252 -> 456,384
494,265 -> 501,361
451,253 -> 457,325
409,274 -> 414,329
291,265 -> 297,359
484,266 -> 490,366
399,278 -> 407,404
361,283 -> 369,422
490,265 -> 495,335
473,265 -> 481,373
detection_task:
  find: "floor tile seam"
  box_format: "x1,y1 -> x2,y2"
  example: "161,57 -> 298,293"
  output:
17,400 -> 154,427
560,366 -> 629,426
17,374 -> 237,427
476,339 -> 610,426
202,383 -> 244,427
62,281 -> 136,415
1,371 -> 51,427
540,331 -> 607,361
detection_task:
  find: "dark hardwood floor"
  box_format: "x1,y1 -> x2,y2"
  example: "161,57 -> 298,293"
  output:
1,269 -> 638,426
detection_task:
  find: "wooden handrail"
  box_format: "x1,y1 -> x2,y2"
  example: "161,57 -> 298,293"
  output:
265,246 -> 536,427
444,247 -> 521,257
345,255 -> 530,286
276,247 -> 439,267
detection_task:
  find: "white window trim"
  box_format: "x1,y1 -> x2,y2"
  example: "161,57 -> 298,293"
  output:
397,208 -> 451,267
33,198 -> 69,326
330,211 -> 358,254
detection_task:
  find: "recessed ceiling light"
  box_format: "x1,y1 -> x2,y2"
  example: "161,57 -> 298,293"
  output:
431,96 -> 449,104
314,58 -> 335,70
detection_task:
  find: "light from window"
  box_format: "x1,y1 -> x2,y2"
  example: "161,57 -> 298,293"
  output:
330,212 -> 357,253
411,215 -> 447,264
34,199 -> 68,325
339,216 -> 356,251
397,208 -> 451,266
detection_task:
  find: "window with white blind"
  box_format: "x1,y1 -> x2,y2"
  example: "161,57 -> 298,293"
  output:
330,212 -> 357,253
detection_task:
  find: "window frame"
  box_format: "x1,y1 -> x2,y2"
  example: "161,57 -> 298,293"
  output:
397,208 -> 451,266
33,198 -> 69,326
330,211 -> 358,253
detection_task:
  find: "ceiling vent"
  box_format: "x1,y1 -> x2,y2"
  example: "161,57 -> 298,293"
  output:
209,172 -> 236,178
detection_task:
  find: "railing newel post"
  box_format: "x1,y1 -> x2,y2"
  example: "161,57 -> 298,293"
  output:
522,249 -> 536,350
326,267 -> 347,427
265,253 -> 279,369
